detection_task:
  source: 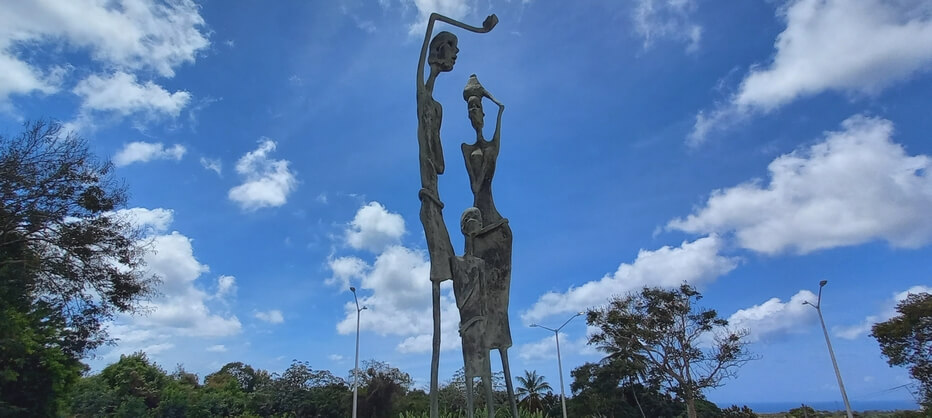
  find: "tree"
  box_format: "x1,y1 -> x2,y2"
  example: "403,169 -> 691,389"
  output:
721,404 -> 759,417
515,370 -> 552,412
568,359 -> 680,418
355,360 -> 414,418
872,291 -> 932,409
0,120 -> 155,415
587,284 -> 753,418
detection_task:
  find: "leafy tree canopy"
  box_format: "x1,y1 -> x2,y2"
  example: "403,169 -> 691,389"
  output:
872,292 -> 932,408
586,284 -> 753,418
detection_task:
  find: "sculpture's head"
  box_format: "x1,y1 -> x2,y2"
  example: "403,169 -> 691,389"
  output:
463,75 -> 485,131
460,207 -> 482,236
428,31 -> 458,72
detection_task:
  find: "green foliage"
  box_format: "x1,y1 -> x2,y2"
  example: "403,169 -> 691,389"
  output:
0,120 -> 155,415
872,292 -> 932,408
397,407 -> 545,418
587,284 -> 753,418
787,404 -> 829,418
515,369 -> 552,413
437,366 -> 510,414
722,404 -> 759,417
568,358 -> 683,418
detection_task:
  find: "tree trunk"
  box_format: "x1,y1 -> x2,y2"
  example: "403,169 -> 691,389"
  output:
686,396 -> 697,418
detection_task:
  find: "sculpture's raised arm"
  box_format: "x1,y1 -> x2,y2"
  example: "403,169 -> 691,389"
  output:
487,92 -> 504,145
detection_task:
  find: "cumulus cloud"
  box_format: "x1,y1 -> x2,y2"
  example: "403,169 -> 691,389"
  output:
113,207 -> 174,233
0,0 -> 208,118
689,0 -> 932,144
228,139 -> 298,211
633,0 -> 702,52
331,202 -> 462,353
113,141 -> 186,166
327,256 -> 369,289
74,72 -> 191,119
671,116 -> 932,255
104,208 -> 241,359
518,332 -> 597,361
141,232 -> 242,337
521,235 -> 739,324
255,309 -> 285,324
726,290 -> 818,342
345,202 -> 406,252
835,285 -> 932,339
216,275 -> 237,298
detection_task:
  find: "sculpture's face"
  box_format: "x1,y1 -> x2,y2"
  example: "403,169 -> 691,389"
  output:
463,216 -> 481,236
468,97 -> 484,131
435,40 -> 459,72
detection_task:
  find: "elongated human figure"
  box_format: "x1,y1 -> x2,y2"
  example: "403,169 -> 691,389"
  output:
416,12 -> 497,418
460,74 -> 520,418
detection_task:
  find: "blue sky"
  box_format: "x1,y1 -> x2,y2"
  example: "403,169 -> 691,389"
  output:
2,0 -> 931,406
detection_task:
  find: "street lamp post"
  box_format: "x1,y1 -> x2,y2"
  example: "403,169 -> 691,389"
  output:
350,287 -> 366,418
803,280 -> 853,418
530,312 -> 584,418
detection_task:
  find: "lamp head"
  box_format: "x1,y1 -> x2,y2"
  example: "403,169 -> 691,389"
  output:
802,301 -> 810,306
819,280 -> 828,287
350,286 -> 356,293
529,324 -> 539,328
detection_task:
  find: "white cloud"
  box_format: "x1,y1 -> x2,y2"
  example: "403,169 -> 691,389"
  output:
345,202 -> 406,252
255,309 -> 285,324
835,285 -> 932,339
633,0 -> 702,52
104,208 -> 241,361
200,157 -> 222,175
328,354 -> 344,362
0,0 -> 208,124
327,256 -> 369,289
141,232 -> 242,337
333,244 -> 461,354
216,275 -> 237,298
521,235 -> 738,324
671,116 -> 932,255
74,72 -> 191,119
690,0 -> 932,143
0,54 -> 60,104
113,140 -> 186,166
228,139 -> 298,211
206,344 -> 227,353
405,0 -> 472,35
112,207 -> 174,233
518,332 -> 597,361
727,290 -> 818,342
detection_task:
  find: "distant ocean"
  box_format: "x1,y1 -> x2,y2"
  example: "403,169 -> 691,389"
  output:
717,400 -> 920,413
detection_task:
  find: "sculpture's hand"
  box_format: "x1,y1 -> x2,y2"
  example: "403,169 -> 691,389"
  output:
430,13 -> 498,34
483,15 -> 499,31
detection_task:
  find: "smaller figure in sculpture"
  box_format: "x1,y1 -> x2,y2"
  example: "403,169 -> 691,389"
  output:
457,74 -> 520,418
450,208 -> 494,418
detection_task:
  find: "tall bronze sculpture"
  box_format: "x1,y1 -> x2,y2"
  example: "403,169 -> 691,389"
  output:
416,12 -> 518,418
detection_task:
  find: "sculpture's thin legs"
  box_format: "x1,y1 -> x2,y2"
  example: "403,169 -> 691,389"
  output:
465,373 -> 475,418
482,373 -> 495,418
429,282 -> 441,418
500,348 -> 520,418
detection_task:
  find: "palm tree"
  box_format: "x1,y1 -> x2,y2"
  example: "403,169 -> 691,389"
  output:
515,370 -> 553,412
